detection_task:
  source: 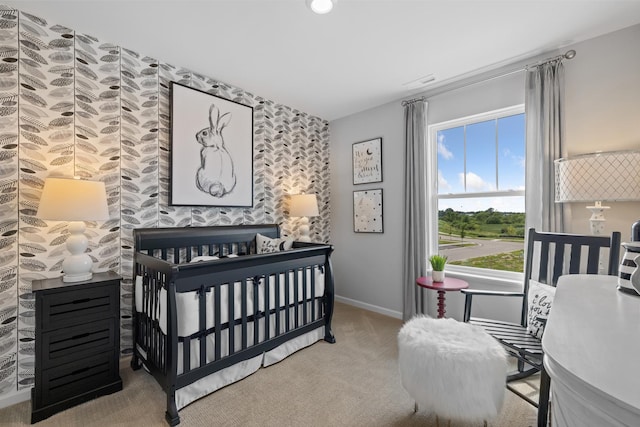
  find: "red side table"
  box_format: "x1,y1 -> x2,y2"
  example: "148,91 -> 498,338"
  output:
416,276 -> 469,318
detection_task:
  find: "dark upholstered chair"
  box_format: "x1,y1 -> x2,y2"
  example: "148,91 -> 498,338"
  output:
462,228 -> 621,427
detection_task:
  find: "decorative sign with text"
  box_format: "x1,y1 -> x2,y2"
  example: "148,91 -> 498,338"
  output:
352,137 -> 382,184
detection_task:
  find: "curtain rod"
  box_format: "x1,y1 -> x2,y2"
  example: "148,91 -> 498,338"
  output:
402,49 -> 577,102
524,49 -> 576,70
401,96 -> 426,106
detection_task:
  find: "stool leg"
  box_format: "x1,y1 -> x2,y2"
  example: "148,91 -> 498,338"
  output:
414,401 -> 418,413
436,415 -> 440,427
484,420 -> 488,427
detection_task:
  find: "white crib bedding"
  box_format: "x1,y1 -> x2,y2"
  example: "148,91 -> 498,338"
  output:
134,265 -> 326,410
134,267 -> 325,338
174,326 -> 324,410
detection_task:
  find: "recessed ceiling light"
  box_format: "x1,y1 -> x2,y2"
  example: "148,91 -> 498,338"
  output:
306,0 -> 337,15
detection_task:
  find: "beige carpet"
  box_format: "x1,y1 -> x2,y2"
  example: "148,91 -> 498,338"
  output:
0,302 -> 537,426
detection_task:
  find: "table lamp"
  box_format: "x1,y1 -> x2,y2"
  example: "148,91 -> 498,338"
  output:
289,193 -> 319,242
554,150 -> 640,235
37,177 -> 110,282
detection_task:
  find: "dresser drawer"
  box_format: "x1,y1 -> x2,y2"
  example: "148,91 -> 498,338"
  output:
39,351 -> 119,407
41,319 -> 117,369
39,282 -> 118,330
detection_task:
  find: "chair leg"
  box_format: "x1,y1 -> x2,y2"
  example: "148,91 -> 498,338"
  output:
414,401 -> 418,413
538,365 -> 551,427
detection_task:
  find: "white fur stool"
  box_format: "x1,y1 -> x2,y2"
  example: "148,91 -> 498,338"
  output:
398,316 -> 507,423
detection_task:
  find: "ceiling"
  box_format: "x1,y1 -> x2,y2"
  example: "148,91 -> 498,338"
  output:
11,0 -> 640,121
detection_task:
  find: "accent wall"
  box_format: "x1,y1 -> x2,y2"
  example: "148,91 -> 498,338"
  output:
0,4 -> 331,400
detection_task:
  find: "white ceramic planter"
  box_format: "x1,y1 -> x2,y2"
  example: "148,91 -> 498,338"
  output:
432,270 -> 445,282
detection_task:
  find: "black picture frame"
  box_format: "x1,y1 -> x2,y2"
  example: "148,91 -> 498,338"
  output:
353,188 -> 383,233
169,81 -> 254,207
352,137 -> 383,185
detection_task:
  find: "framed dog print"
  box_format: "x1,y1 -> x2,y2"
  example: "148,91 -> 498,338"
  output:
353,189 -> 383,233
169,82 -> 254,207
352,137 -> 382,184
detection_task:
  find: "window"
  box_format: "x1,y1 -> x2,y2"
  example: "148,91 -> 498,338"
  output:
428,105 -> 525,274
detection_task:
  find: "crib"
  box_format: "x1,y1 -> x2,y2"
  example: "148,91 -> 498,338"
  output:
131,224 -> 335,425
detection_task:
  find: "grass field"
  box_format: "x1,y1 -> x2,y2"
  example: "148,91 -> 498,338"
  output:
449,249 -> 525,272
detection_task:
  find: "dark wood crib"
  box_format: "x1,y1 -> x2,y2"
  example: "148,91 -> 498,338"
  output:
131,224 -> 335,425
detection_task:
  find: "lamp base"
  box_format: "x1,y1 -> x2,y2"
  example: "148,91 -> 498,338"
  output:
62,221 -> 94,283
63,271 -> 93,283
298,217 -> 311,242
586,202 -> 609,235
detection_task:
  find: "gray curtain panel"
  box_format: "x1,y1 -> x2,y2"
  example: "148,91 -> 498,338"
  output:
525,60 -> 568,233
402,100 -> 428,321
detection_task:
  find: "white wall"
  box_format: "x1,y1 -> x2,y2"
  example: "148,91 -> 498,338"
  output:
329,103 -> 405,317
329,23 -> 640,320
563,24 -> 640,238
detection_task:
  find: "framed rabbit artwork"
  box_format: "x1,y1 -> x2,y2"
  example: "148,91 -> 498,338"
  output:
169,82 -> 254,207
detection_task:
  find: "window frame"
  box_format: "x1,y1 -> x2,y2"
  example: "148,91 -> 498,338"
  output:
427,104 -> 525,282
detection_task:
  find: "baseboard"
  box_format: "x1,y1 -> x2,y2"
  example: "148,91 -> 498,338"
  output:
0,388 -> 30,410
335,295 -> 402,319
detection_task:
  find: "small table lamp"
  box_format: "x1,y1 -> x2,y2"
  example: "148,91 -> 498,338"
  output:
37,177 -> 110,282
555,150 -> 640,235
289,193 -> 319,242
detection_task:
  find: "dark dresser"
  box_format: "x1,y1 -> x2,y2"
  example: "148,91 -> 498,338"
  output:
31,271 -> 123,423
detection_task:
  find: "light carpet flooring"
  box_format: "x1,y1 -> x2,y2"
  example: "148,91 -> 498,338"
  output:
0,302 -> 538,426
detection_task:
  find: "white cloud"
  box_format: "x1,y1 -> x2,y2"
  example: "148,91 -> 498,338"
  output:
502,148 -> 525,169
438,170 -> 450,191
459,171 -> 494,191
437,134 -> 453,160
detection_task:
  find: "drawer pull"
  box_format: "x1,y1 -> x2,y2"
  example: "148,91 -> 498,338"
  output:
72,298 -> 92,304
71,366 -> 91,376
72,332 -> 91,340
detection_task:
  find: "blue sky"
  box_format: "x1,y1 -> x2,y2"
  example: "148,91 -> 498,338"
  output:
437,113 -> 525,213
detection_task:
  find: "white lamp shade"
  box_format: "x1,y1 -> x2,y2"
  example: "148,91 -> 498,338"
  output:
555,150 -> 640,202
38,177 -> 110,221
289,194 -> 319,217
306,0 -> 336,14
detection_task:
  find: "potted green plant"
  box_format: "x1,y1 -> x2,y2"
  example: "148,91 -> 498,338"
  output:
429,254 -> 448,282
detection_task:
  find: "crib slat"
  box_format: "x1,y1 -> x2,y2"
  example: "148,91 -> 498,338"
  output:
228,282 -> 235,356
302,267 -> 308,324
311,266 -> 316,320
214,285 -> 221,361
194,286 -> 204,365
274,274 -> 281,336
253,279 -> 259,345
241,279 -> 248,350
183,337 -> 191,373
264,274 -> 270,341
294,269 -> 299,329
284,273 -> 290,332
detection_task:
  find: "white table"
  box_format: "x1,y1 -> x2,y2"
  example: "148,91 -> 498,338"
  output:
542,274 -> 640,427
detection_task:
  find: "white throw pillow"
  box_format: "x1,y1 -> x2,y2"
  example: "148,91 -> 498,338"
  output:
526,280 -> 556,340
256,233 -> 293,254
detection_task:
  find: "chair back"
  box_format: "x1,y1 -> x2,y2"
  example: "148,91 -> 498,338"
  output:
521,228 -> 621,324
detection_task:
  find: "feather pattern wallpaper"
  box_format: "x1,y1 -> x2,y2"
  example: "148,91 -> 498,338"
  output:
0,4 -> 331,399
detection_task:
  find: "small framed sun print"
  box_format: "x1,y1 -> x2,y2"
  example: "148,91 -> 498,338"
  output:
353,189 -> 383,233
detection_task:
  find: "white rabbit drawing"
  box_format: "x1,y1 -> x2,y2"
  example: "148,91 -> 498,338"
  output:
195,104 -> 236,197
